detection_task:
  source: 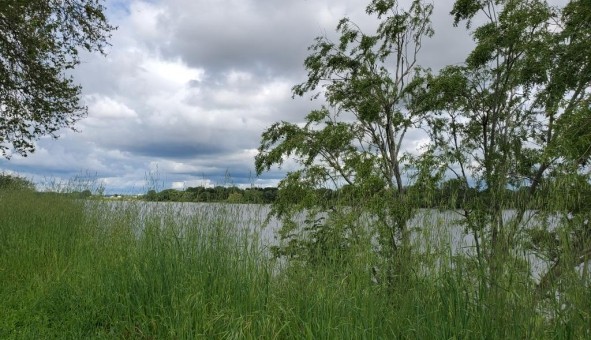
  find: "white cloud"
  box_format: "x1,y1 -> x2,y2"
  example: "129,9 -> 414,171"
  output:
85,95 -> 138,122
128,1 -> 170,45
171,181 -> 185,190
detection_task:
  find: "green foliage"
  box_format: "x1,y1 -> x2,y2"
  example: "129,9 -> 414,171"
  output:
257,0 -> 435,275
554,103 -> 591,167
0,0 -> 115,158
0,173 -> 34,191
2,193 -> 590,337
413,0 -> 591,296
143,186 -> 280,204
0,192 -> 270,338
146,189 -> 158,201
258,0 -> 590,304
2,0 -> 591,336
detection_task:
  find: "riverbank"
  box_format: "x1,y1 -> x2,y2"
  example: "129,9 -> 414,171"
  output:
1,190 -> 588,338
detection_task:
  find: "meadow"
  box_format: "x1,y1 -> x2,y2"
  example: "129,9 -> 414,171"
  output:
1,187 -> 589,339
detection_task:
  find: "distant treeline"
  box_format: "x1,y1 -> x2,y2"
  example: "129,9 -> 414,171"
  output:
143,186 -> 279,204
138,180 -> 576,210
2,173 -> 584,212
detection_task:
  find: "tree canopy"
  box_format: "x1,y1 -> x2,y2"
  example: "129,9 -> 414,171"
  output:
257,0 -> 591,294
256,0 -> 435,272
0,0 -> 115,158
414,0 -> 591,289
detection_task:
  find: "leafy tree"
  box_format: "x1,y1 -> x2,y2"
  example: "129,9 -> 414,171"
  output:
414,0 -> 554,285
157,188 -> 183,202
261,187 -> 278,203
243,188 -> 264,204
0,0 -> 115,158
544,0 -> 591,168
145,189 -> 157,201
256,0 -> 434,277
416,0 -> 591,294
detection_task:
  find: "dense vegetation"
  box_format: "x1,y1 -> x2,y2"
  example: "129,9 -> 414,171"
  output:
257,0 -> 591,309
1,183 -> 590,338
1,0 -> 590,337
143,186 -> 279,204
138,181 -> 591,211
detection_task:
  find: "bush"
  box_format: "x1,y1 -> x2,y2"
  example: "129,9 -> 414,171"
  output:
0,173 -> 35,191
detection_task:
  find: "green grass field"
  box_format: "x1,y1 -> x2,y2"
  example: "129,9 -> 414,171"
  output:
1,189 -> 589,339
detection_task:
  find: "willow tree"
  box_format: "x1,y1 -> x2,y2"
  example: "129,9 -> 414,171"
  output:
0,0 -> 115,158
256,0 -> 434,278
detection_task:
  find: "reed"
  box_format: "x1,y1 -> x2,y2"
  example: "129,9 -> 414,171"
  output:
0,189 -> 588,338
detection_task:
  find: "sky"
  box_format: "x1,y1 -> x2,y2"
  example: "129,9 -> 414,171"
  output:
0,0 -> 477,194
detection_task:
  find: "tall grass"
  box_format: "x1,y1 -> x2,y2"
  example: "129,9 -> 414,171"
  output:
0,189 -> 589,338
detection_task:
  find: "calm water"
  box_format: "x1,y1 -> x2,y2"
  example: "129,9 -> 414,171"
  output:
92,201 -> 572,279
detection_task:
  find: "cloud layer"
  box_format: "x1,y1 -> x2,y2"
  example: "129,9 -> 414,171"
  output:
1,0 -> 474,193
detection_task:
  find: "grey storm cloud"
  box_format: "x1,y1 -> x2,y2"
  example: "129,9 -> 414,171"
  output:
124,139 -> 232,159
159,0 -> 347,76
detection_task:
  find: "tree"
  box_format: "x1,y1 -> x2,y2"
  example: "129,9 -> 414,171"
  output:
414,0 -> 556,287
544,0 -> 591,167
532,0 -> 591,295
145,189 -> 157,201
0,0 -> 115,158
415,0 -> 591,294
256,0 -> 434,278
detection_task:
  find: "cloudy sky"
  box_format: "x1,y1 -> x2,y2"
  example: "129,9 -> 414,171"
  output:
1,0 -> 476,194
